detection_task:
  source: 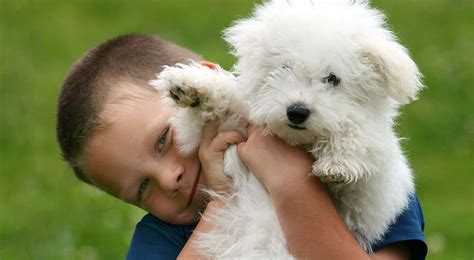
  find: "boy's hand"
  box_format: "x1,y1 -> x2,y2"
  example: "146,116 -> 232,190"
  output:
199,120 -> 245,194
237,124 -> 313,193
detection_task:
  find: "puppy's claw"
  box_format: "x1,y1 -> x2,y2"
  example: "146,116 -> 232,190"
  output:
318,174 -> 346,184
170,87 -> 181,101
190,100 -> 200,107
169,84 -> 200,108
176,85 -> 186,95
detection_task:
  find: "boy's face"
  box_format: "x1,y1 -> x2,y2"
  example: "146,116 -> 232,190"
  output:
82,92 -> 207,225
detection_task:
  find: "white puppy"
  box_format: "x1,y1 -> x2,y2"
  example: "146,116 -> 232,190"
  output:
151,0 -> 423,257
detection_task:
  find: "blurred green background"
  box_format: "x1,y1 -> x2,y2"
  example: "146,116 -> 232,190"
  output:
1,0 -> 472,259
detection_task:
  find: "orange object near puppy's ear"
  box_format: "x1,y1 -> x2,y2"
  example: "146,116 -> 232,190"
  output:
199,61 -> 219,71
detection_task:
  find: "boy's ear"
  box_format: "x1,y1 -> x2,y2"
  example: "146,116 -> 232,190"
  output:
199,61 -> 219,71
357,36 -> 424,104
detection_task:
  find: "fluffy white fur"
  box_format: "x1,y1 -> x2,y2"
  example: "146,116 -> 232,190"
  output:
151,0 -> 423,257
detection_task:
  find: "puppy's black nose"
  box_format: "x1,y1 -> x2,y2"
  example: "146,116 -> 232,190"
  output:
287,104 -> 310,124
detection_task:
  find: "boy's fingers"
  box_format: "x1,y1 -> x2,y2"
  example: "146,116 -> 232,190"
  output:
209,131 -> 245,152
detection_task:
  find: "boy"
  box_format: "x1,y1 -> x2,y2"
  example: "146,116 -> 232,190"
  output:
57,34 -> 427,259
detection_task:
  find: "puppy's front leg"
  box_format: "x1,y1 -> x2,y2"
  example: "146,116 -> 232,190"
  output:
151,62 -> 246,155
151,62 -> 244,122
311,129 -> 374,184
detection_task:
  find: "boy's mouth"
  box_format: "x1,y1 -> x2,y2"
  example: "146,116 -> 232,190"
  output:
186,164 -> 201,208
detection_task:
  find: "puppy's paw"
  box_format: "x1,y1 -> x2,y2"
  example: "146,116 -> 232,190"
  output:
151,62 -> 244,121
318,174 -> 347,184
169,84 -> 201,108
150,64 -> 206,108
312,155 -> 371,184
312,163 -> 349,184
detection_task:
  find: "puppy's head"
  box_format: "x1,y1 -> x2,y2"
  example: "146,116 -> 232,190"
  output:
225,0 -> 423,145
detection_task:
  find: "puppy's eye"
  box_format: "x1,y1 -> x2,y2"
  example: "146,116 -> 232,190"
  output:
323,73 -> 340,86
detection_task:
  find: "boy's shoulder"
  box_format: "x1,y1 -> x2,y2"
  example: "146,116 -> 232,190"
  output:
372,194 -> 427,259
126,214 -> 195,260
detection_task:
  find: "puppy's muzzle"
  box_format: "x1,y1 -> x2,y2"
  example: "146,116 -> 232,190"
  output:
287,104 -> 310,125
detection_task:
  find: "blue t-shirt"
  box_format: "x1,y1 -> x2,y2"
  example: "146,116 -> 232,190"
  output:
127,194 -> 427,259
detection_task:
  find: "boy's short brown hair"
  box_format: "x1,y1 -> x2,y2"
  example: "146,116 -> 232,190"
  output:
56,33 -> 201,184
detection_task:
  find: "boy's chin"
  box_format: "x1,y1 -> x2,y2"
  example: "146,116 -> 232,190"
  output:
179,191 -> 208,224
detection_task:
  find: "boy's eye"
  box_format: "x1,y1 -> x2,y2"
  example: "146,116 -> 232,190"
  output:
155,127 -> 170,153
323,73 -> 340,86
138,179 -> 149,200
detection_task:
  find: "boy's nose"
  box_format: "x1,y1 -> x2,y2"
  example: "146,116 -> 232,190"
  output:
155,165 -> 184,193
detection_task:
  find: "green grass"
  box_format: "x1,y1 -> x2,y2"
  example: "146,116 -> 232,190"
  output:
1,0 -> 472,259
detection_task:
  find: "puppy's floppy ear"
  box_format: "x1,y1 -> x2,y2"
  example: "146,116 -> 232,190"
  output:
223,16 -> 266,70
357,36 -> 423,104
224,17 -> 267,94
